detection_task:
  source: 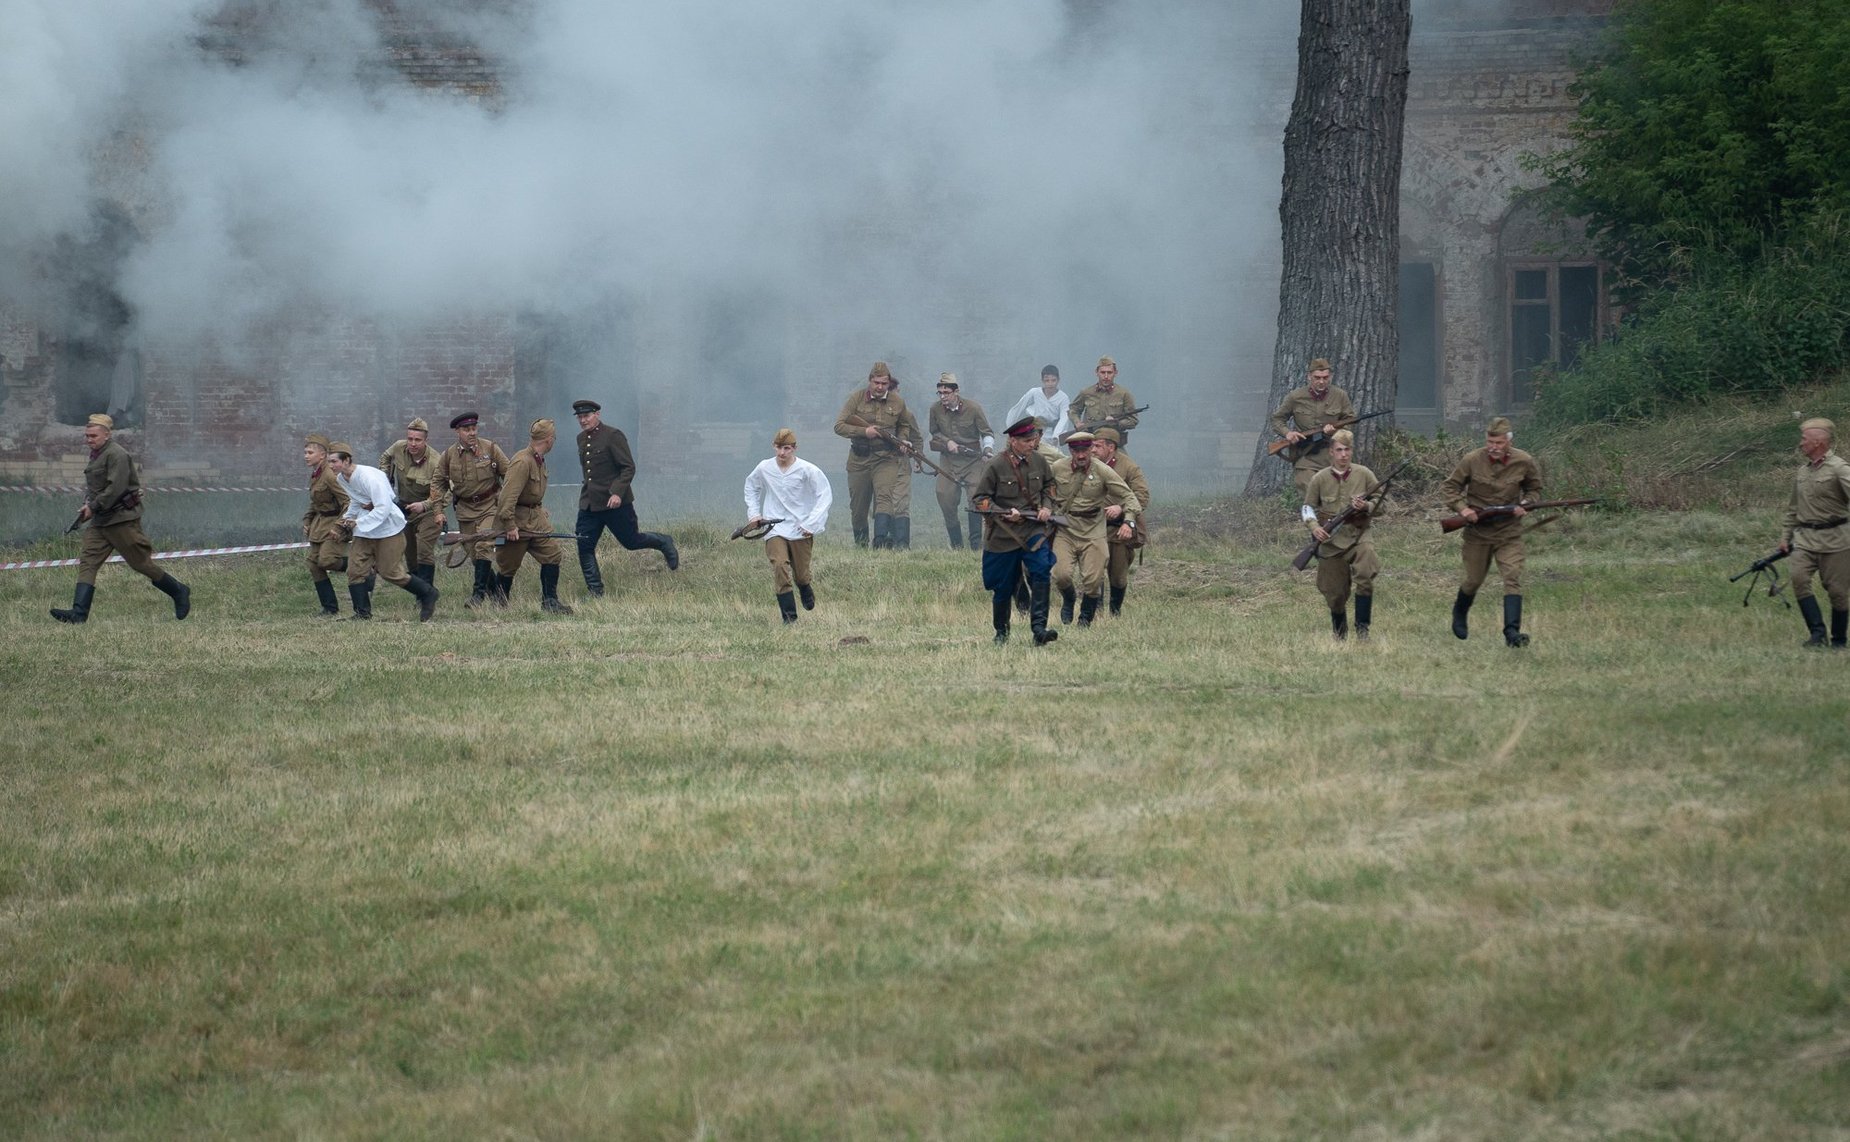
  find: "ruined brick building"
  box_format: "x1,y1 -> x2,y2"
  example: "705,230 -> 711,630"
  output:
0,0 -> 1613,505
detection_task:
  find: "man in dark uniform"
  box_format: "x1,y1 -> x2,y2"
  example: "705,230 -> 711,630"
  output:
971,416 -> 1059,646
1440,415 -> 1543,647
379,417 -> 443,584
50,413 -> 191,624
571,398 -> 679,597
926,373 -> 993,550
496,418 -> 574,614
434,411 -> 509,608
302,431 -> 350,616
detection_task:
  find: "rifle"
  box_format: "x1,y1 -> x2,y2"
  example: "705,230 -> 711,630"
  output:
730,518 -> 785,540
1289,459 -> 1412,572
1266,409 -> 1394,458
846,414 -> 968,485
1729,548 -> 1791,608
439,528 -> 579,567
1076,404 -> 1151,431
1438,498 -> 1599,534
970,504 -> 1072,529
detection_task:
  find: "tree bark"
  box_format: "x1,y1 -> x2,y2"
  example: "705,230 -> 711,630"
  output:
1246,0 -> 1411,496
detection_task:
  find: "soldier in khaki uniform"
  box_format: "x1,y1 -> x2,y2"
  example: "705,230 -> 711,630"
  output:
971,417 -> 1060,645
1048,431 -> 1141,628
1069,356 -> 1141,447
379,417 -> 443,585
927,373 -> 993,550
1269,358 -> 1357,496
494,418 -> 573,614
1091,428 -> 1148,617
1777,417 -> 1850,648
302,431 -> 351,617
1302,430 -> 1380,641
833,361 -> 923,549
435,411 -> 509,607
49,413 -> 192,624
1440,415 -> 1543,647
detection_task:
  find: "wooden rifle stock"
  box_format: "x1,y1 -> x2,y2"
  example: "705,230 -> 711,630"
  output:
1438,498 -> 1599,534
971,505 -> 1071,529
1266,409 -> 1393,458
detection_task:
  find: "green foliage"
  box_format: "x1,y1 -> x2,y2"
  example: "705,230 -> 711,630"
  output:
1533,0 -> 1850,283
1532,215 -> 1850,424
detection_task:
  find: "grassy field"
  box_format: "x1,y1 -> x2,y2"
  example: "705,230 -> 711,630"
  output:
2,476 -> 1847,1137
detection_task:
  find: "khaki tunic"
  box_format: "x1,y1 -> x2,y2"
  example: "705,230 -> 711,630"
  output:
834,388 -> 923,519
1440,445 -> 1543,594
380,439 -> 443,569
1070,383 -> 1140,444
303,463 -> 350,578
1105,451 -> 1151,590
494,446 -> 564,572
1269,385 -> 1357,489
929,400 -> 992,515
1304,463 -> 1381,608
436,439 -> 509,560
77,441 -> 161,586
1781,450 -> 1850,607
971,449 -> 1055,553
1049,457 -> 1140,596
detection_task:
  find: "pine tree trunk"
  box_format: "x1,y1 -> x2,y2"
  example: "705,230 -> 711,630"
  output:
1246,0 -> 1411,497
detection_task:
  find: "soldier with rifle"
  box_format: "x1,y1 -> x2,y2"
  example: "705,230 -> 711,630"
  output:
49,413 -> 192,625
302,431 -> 351,617
744,428 -> 833,624
1777,416 -> 1850,648
971,416 -> 1060,645
927,373 -> 993,550
379,417 -> 443,586
1069,356 -> 1142,447
435,411 -> 509,608
1440,415 -> 1544,647
1299,429 -> 1380,641
494,418 -> 575,614
1269,357 -> 1357,496
327,442 -> 439,622
833,361 -> 923,549
1047,431 -> 1141,628
1091,428 -> 1149,617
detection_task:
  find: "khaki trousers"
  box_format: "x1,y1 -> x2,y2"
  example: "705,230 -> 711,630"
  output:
1107,541 -> 1137,590
306,517 -> 348,582
454,501 -> 498,561
402,505 -> 444,569
846,453 -> 911,527
348,531 -> 412,587
78,520 -> 163,586
495,508 -> 564,574
1461,531 -> 1524,594
1790,547 -> 1850,609
765,535 -> 814,595
1315,537 -> 1379,610
1053,530 -> 1108,598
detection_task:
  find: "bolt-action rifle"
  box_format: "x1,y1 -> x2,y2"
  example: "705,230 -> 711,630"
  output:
1266,409 -> 1393,458
1075,404 -> 1151,432
845,414 -> 963,485
730,518 -> 785,540
1438,498 -> 1599,534
1289,459 -> 1412,572
1729,548 -> 1791,608
438,528 -> 579,567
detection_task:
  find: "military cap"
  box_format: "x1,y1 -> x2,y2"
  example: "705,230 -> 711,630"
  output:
1093,427 -> 1122,445
327,441 -> 354,459
773,427 -> 798,448
1041,364 -> 1059,379
305,432 -> 332,450
571,399 -> 601,415
450,411 -> 480,430
1097,356 -> 1116,369
1486,416 -> 1514,436
937,373 -> 958,389
86,413 -> 114,430
1800,417 -> 1835,435
1064,431 -> 1096,447
1309,357 -> 1332,371
1004,416 -> 1039,438
405,417 -> 429,433
868,361 -> 892,379
530,418 -> 556,440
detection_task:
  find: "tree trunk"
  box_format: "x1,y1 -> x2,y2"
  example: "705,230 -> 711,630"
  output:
1245,0 -> 1411,497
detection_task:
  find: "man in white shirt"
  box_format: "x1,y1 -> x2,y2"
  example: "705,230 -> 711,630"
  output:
328,442 -> 439,621
1005,365 -> 1072,440
744,428 -> 834,624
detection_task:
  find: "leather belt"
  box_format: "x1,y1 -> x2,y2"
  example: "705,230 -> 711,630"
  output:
1797,517 -> 1849,529
463,487 -> 499,505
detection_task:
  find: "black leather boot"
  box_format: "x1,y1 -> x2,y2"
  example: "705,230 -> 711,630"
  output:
777,591 -> 798,624
577,539 -> 604,597
347,581 -> 373,620
50,582 -> 94,624
966,512 -> 983,551
655,533 -> 680,570
1014,570 -> 1031,615
992,594 -> 1011,643
1502,594 -> 1530,648
892,516 -> 911,550
1451,590 -> 1474,640
1029,578 -> 1059,645
1059,586 -> 1076,625
1833,609 -> 1848,649
1078,594 -> 1100,626
797,583 -> 815,611
314,578 -> 340,617
414,563 -> 436,586
1799,596 -> 1828,647
495,573 -> 514,608
154,574 -> 191,620
539,564 -> 574,614
405,574 -> 439,621
1354,594 -> 1372,641
871,513 -> 893,549
1109,585 -> 1125,616
853,521 -> 869,548
944,516 -> 962,549
1330,608 -> 1348,640
466,559 -> 492,608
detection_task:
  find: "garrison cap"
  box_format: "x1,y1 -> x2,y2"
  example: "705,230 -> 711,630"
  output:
1004,416 -> 1039,438
530,418 -> 556,440
1093,427 -> 1122,445
1309,358 -> 1332,372
773,427 -> 798,447
937,372 -> 958,389
1487,416 -> 1515,436
305,432 -> 332,450
1097,356 -> 1116,369
1800,417 -> 1835,434
449,411 -> 480,430
327,441 -> 354,458
86,413 -> 114,430
868,361 -> 892,379
571,399 -> 600,415
1064,431 -> 1096,448
405,417 -> 429,433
